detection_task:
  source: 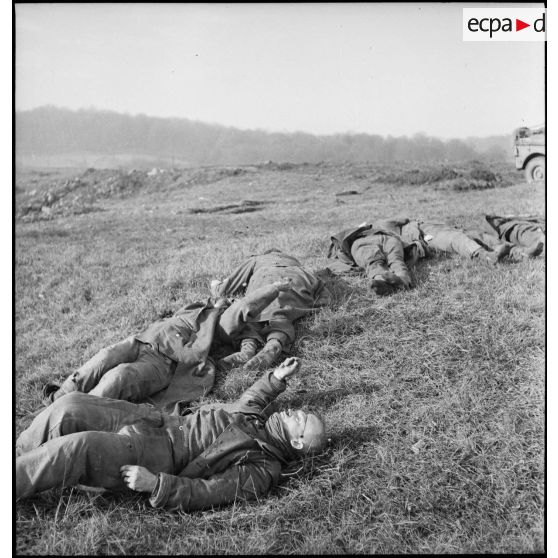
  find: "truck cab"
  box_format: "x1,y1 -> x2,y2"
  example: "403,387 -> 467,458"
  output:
513,124 -> 545,183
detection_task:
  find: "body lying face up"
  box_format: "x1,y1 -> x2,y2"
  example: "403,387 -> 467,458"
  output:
16,357 -> 326,513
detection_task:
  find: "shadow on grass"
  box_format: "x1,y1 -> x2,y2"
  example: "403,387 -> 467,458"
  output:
414,249 -> 519,274
328,424 -> 382,448
188,200 -> 267,214
312,268 -> 357,308
280,424 -> 381,481
410,254 -> 440,285
284,382 -> 382,410
18,228 -> 72,239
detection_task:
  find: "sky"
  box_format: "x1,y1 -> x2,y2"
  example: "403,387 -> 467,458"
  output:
15,3 -> 545,139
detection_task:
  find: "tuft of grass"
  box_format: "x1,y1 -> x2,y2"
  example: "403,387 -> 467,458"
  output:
16,161 -> 544,554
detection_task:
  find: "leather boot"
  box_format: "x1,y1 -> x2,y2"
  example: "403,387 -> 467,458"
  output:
477,243 -> 510,265
244,339 -> 283,370
493,242 -> 512,261
217,338 -> 259,371
383,270 -> 410,290
370,272 -> 406,294
525,239 -> 544,258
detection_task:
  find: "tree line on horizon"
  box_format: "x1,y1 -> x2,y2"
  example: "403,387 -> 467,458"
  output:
16,106 -> 512,167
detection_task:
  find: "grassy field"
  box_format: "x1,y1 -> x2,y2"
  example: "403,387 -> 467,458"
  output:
15,161 -> 544,554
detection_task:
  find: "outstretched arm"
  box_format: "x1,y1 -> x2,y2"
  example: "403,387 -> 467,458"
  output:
230,357 -> 300,415
375,217 -> 410,233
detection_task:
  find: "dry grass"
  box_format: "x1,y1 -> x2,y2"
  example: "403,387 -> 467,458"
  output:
15,161 -> 544,554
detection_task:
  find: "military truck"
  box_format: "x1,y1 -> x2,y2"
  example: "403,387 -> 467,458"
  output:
513,124 -> 545,183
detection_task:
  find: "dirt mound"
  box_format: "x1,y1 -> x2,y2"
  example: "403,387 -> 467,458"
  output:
256,160 -> 310,171
15,166 -> 255,222
372,161 -> 520,191
16,169 -> 154,221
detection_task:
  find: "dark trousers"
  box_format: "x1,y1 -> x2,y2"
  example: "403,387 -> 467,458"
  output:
350,233 -> 411,284
57,338 -> 176,402
421,223 -> 488,258
16,393 -> 179,499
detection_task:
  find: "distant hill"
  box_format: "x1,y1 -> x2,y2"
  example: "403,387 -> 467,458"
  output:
16,106 -> 513,168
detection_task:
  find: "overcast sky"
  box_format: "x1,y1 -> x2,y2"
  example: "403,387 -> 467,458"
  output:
15,2 -> 545,139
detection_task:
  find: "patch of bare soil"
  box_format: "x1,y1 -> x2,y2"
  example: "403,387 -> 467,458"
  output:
15,166 -> 256,222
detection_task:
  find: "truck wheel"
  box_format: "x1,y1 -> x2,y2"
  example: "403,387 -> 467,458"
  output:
525,156 -> 545,183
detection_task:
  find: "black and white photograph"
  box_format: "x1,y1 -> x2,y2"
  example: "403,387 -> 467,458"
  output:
14,2 -> 547,554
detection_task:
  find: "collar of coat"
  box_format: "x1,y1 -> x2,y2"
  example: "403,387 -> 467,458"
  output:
178,422 -> 288,482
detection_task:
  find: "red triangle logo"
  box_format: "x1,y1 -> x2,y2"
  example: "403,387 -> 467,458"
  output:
516,19 -> 530,31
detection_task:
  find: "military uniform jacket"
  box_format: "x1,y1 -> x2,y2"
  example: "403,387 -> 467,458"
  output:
136,301 -> 219,365
327,218 -> 428,273
140,285 -> 285,413
134,301 -> 222,413
148,371 -> 288,512
212,251 -> 331,329
483,214 -> 546,240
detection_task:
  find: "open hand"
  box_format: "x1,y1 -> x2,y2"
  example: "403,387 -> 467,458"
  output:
120,465 -> 158,493
273,357 -> 300,381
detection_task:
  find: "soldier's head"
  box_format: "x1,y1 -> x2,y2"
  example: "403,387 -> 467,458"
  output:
267,408 -> 327,459
279,408 -> 327,455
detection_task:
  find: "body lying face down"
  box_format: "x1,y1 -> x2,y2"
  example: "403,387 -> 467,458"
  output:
212,250 -> 332,372
16,357 -> 327,513
327,218 -> 428,295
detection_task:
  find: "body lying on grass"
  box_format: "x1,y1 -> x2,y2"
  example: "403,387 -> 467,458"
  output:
482,214 -> 545,261
17,357 -> 327,512
327,217 -> 428,295
210,249 -> 331,371
42,279 -> 293,413
418,221 -> 511,264
384,216 -> 543,265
